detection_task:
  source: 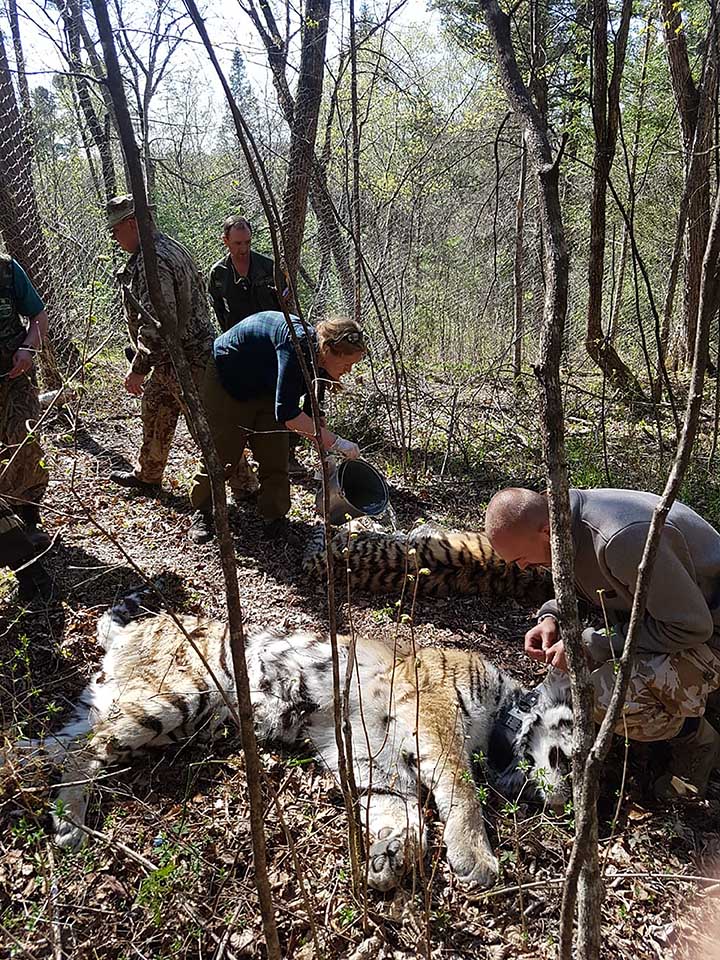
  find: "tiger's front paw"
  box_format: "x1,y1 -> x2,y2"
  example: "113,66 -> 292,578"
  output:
367,829 -> 409,891
447,843 -> 499,890
53,793 -> 90,852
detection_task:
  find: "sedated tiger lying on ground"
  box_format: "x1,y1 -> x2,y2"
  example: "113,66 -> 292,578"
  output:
6,590 -> 573,892
302,521 -> 553,602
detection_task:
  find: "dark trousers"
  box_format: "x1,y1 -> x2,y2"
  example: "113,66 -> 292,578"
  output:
189,359 -> 290,521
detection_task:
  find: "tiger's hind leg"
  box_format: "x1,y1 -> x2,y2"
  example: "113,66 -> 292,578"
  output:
361,792 -> 425,892
52,705 -> 186,850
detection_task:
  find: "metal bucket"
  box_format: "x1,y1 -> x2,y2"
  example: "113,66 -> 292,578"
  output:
316,458 -> 390,524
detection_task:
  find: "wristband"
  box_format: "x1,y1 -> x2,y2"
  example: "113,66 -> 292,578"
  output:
537,613 -> 558,624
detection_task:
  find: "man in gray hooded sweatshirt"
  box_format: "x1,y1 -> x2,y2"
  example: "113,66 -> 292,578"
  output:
485,486 -> 720,800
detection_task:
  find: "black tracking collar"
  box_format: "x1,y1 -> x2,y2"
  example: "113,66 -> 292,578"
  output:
488,689 -> 541,774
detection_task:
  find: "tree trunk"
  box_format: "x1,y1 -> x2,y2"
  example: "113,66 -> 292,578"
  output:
279,0 -> 332,300
0,31 -> 80,387
245,0 -> 354,310
660,0 -> 717,366
512,133 -> 527,379
584,0 -> 642,399
477,2 -> 600,956
91,1 -> 284,954
62,0 -> 117,200
7,0 -> 33,133
609,22 -> 651,342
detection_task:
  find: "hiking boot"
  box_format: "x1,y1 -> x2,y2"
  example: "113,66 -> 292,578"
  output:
188,510 -> 214,544
261,517 -> 300,546
16,560 -> 55,602
0,524 -> 56,602
109,471 -> 161,494
229,485 -> 258,505
654,718 -> 720,800
18,504 -> 52,551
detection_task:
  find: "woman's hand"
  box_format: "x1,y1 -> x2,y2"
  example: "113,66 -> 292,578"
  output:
330,436 -> 360,459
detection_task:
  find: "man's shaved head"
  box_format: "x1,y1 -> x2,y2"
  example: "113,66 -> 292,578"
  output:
485,488 -> 549,540
485,488 -> 551,569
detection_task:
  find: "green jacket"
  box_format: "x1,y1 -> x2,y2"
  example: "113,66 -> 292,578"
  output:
208,251 -> 279,332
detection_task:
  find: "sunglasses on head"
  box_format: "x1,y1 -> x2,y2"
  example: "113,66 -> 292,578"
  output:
332,331 -> 364,347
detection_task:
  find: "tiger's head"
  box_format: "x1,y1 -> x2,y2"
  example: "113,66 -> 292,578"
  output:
489,669 -> 573,810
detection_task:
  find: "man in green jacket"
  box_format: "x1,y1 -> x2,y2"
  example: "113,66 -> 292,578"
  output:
208,215 -> 306,478
485,486 -> 720,800
208,215 -> 280,332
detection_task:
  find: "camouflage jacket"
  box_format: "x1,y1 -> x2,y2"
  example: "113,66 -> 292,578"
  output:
117,232 -> 214,377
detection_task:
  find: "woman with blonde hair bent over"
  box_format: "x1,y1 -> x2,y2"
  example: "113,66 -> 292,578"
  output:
188,311 -> 366,544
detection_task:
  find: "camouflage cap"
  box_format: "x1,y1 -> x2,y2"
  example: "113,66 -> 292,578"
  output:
105,194 -> 135,229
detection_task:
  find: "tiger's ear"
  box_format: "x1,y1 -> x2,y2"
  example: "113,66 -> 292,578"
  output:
534,667 -> 571,706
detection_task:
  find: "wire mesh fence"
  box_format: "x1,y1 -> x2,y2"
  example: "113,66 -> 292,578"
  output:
0,0 -> 704,476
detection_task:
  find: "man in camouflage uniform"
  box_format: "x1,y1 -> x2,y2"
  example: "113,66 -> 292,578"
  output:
0,254 -> 52,551
106,196 -> 257,496
485,486 -> 720,800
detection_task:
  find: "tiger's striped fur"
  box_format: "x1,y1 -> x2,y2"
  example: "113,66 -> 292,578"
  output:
8,591 -> 572,892
302,523 -> 553,602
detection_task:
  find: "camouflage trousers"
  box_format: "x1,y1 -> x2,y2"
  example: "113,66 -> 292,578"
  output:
592,643 -> 720,741
0,367 -> 49,507
136,362 -> 257,495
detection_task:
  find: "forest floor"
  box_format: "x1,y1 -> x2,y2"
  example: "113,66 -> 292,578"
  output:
2,361 -> 720,960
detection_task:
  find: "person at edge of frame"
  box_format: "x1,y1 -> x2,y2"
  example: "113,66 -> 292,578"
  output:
485,486 -> 720,801
0,254 -> 55,601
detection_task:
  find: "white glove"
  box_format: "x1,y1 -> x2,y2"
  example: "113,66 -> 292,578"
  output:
330,436 -> 360,460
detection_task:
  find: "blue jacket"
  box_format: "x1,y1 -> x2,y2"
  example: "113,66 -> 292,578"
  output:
213,311 -> 326,422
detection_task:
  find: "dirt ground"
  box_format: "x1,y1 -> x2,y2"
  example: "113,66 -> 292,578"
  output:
2,367 -> 720,959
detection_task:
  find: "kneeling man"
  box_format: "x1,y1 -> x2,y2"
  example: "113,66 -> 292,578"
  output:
485,487 -> 720,800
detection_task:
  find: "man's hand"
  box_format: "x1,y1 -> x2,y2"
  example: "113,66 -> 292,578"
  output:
544,640 -> 568,672
8,346 -> 35,379
525,617 -> 559,661
124,371 -> 146,396
525,617 -> 570,672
